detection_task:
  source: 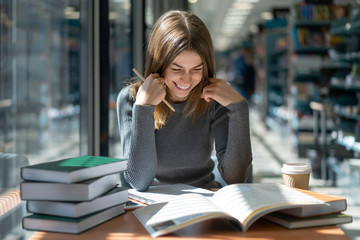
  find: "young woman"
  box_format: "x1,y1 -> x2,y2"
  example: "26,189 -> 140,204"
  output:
117,10 -> 252,191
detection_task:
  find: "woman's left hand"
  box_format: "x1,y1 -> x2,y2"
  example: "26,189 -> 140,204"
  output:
201,78 -> 244,106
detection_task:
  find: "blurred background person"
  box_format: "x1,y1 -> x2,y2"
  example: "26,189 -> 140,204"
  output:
232,46 -> 255,103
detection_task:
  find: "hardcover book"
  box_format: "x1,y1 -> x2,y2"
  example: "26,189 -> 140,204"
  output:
26,186 -> 129,218
263,212 -> 352,229
20,155 -> 127,183
23,204 -> 125,234
280,188 -> 347,218
20,174 -> 117,201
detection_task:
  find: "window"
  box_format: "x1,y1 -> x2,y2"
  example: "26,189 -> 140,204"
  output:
0,0 -> 89,238
108,0 -> 132,158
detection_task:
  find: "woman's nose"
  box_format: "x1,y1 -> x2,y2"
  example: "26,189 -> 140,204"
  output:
181,72 -> 191,83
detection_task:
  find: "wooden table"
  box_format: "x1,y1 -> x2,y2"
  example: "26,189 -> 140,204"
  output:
29,210 -> 348,240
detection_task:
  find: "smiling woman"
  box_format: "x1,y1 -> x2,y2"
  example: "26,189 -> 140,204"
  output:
117,10 -> 253,192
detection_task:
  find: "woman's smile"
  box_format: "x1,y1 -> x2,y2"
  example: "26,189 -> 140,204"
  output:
174,82 -> 191,90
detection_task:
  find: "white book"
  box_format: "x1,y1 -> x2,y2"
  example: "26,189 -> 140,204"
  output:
128,183 -> 215,204
27,187 -> 128,218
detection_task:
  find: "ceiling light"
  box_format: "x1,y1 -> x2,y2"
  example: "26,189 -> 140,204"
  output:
228,9 -> 251,15
249,24 -> 259,33
346,23 -> 351,30
109,12 -> 118,20
224,22 -> 245,27
122,2 -> 131,10
65,12 -> 80,19
232,2 -> 253,9
261,11 -> 273,20
64,7 -> 75,15
225,16 -> 246,24
235,0 -> 259,2
188,0 -> 198,3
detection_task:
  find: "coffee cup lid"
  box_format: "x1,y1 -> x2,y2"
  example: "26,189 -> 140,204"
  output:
281,163 -> 310,173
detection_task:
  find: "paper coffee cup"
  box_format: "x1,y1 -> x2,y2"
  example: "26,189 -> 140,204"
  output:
281,163 -> 310,190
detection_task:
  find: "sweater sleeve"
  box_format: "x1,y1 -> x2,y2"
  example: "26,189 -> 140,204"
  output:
117,87 -> 157,191
212,100 -> 253,184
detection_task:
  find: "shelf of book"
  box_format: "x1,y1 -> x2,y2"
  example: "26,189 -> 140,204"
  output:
330,18 -> 350,36
313,5 -> 360,206
269,48 -> 288,57
253,18 -> 290,128
333,107 -> 360,121
294,20 -> 331,27
288,2 -> 354,160
337,135 -> 360,154
294,46 -> 329,54
331,83 -> 360,91
293,73 -> 321,82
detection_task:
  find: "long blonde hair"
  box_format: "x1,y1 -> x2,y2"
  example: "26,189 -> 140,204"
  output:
131,10 -> 216,129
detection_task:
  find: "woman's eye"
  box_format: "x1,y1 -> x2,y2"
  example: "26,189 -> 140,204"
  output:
171,68 -> 181,72
193,68 -> 202,71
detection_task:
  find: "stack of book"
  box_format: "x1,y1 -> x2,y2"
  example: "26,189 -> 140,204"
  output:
19,155 -> 129,234
263,188 -> 353,230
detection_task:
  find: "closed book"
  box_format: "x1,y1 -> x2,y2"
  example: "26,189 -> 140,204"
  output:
20,174 -> 117,201
264,212 -> 353,229
281,188 -> 347,218
22,204 -> 125,234
27,186 -> 129,218
20,155 -> 127,183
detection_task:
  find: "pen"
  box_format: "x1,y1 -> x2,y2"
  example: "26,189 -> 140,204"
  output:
132,68 -> 175,112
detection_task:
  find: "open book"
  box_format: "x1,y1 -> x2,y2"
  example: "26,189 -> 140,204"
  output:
133,183 -> 326,237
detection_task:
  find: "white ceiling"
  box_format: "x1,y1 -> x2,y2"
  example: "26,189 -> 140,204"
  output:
189,0 -> 359,51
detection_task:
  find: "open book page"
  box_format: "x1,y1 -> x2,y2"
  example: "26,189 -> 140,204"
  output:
133,193 -> 232,237
128,183 -> 214,204
211,183 -> 326,231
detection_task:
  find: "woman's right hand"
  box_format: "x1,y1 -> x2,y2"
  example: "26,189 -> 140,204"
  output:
135,73 -> 167,106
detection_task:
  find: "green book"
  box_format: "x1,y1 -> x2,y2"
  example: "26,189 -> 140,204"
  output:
263,212 -> 353,229
20,155 -> 127,183
22,204 -> 126,234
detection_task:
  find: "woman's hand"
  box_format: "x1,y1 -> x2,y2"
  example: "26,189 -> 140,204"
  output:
135,73 -> 167,106
201,78 -> 244,106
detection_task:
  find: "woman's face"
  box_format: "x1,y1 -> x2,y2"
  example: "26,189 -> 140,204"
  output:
163,50 -> 203,102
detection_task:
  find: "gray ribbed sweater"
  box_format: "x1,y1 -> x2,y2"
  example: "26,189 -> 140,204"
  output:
117,85 -> 252,191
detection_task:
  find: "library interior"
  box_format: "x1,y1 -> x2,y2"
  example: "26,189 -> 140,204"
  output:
1,0 -> 360,239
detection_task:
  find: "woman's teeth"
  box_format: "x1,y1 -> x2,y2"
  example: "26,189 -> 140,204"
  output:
176,83 -> 190,90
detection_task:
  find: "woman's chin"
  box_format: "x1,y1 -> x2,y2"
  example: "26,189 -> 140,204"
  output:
169,93 -> 189,102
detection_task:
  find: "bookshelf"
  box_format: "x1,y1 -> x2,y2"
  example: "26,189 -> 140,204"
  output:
325,8 -> 360,204
287,2 -> 354,159
265,20 -> 289,125
252,18 -> 290,129
288,4 -> 331,158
